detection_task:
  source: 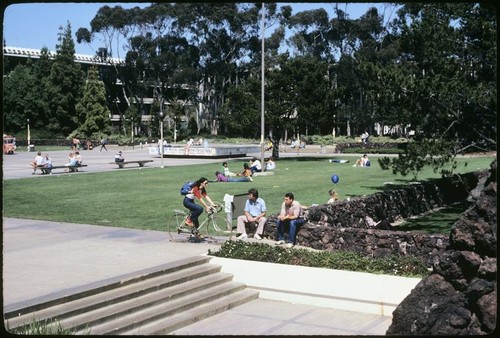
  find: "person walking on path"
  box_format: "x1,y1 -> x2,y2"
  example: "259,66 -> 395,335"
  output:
236,188 -> 267,240
100,138 -> 108,152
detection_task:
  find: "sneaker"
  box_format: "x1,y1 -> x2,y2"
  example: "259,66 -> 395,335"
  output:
254,233 -> 262,240
275,240 -> 285,245
185,217 -> 194,227
237,233 -> 248,240
285,243 -> 294,248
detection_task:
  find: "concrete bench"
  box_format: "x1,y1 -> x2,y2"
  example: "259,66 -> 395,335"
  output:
32,164 -> 88,175
109,160 -> 154,169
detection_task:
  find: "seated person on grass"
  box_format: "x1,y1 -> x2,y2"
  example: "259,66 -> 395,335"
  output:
353,154 -> 370,167
213,171 -> 251,182
265,157 -> 276,171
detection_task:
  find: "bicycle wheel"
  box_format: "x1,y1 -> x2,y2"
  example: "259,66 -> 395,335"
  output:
167,210 -> 192,242
205,214 -> 233,244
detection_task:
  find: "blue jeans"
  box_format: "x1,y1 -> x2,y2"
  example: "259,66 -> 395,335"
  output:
250,166 -> 262,173
228,177 -> 250,182
183,197 -> 203,225
276,218 -> 305,244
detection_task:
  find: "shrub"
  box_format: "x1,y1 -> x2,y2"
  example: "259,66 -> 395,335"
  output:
208,241 -> 429,278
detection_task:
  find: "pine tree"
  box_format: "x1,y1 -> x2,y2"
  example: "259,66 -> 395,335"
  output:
75,66 -> 111,138
48,21 -> 84,135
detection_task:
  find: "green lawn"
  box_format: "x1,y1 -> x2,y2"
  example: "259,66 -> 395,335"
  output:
393,202 -> 469,233
3,156 -> 494,232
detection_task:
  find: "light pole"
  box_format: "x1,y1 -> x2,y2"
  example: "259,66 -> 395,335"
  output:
174,119 -> 177,144
260,2 -> 265,165
158,110 -> 164,168
27,118 -> 31,151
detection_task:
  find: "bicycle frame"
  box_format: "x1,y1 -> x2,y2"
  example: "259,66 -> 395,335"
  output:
168,201 -> 232,243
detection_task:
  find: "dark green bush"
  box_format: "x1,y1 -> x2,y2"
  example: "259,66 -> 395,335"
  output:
208,241 -> 429,277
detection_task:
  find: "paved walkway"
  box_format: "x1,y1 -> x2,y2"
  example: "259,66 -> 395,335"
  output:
3,144 -> 395,335
2,217 -> 392,335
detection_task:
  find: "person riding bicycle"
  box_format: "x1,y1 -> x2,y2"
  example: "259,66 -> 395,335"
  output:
183,177 -> 216,228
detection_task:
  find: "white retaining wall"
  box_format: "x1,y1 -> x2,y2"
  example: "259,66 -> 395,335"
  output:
209,256 -> 421,317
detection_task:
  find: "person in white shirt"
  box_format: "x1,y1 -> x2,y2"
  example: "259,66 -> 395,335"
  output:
115,151 -> 125,162
265,157 -> 276,170
249,157 -> 262,174
31,151 -> 45,174
184,138 -> 194,155
222,162 -> 237,176
361,130 -> 369,144
41,153 -> 53,174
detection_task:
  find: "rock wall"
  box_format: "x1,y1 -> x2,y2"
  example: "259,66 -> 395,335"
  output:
305,171 -> 481,227
257,162 -> 497,335
259,171 -> 485,266
387,160 -> 497,335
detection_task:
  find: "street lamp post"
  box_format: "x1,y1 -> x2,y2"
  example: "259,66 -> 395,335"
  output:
158,110 -> 164,168
174,120 -> 177,144
27,119 -> 31,151
260,2 -> 265,165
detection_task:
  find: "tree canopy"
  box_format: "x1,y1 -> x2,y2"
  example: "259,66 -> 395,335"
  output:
3,3 -> 496,175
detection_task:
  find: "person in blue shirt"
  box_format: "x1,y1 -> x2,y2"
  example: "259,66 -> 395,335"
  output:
236,188 -> 267,240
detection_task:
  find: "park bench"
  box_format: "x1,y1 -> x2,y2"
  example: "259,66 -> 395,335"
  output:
109,160 -> 154,169
32,164 -> 88,175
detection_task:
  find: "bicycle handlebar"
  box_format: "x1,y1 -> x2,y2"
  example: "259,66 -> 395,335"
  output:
206,202 -> 223,214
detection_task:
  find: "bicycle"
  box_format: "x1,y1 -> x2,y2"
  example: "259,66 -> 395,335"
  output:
167,201 -> 233,243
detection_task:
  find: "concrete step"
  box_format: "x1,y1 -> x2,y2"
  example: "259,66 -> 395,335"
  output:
56,271 -> 233,333
7,262 -> 222,329
123,289 -> 260,335
5,255 -> 211,319
5,255 -> 259,335
78,280 -> 250,335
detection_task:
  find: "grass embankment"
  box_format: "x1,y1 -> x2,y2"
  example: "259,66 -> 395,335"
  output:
3,156 -> 494,232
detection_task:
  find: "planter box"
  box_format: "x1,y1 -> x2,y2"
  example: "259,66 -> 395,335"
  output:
209,256 -> 421,317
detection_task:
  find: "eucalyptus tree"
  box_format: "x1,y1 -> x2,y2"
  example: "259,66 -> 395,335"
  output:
348,6 -> 388,136
125,3 -> 201,134
173,2 -> 265,135
48,22 -> 84,135
76,4 -> 147,129
219,74 -> 261,138
287,7 -> 332,59
286,5 -> 382,137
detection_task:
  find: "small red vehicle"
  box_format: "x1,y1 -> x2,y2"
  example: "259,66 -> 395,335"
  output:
3,134 -> 16,154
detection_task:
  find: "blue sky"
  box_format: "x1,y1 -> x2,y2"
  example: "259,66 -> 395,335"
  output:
3,2 -> 394,56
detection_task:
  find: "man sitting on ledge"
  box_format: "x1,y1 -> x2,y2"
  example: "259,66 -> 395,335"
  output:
115,151 -> 125,163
